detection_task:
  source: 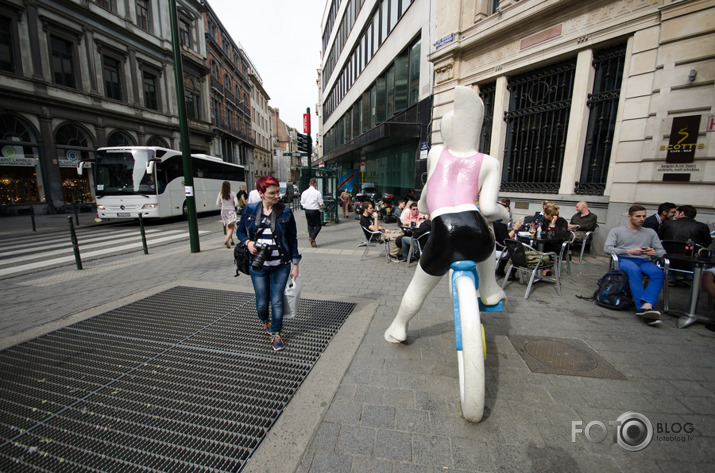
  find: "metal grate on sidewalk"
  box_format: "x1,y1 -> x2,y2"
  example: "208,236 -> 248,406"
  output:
0,286 -> 355,472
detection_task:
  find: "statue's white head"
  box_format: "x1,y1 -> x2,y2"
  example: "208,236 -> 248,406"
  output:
440,86 -> 485,153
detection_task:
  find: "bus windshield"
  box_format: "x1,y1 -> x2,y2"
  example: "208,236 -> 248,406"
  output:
95,148 -> 157,195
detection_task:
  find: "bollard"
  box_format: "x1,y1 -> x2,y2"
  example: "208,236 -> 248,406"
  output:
138,214 -> 149,255
73,201 -> 80,226
223,224 -> 227,235
30,206 -> 36,232
67,216 -> 83,270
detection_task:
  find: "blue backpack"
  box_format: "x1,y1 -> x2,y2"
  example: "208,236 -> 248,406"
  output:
577,269 -> 633,310
593,270 -> 633,310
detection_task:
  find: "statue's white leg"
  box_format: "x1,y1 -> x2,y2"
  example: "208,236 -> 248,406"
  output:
385,264 -> 442,343
476,248 -> 506,306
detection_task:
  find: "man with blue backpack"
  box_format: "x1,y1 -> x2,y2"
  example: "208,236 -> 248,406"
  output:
604,205 -> 666,326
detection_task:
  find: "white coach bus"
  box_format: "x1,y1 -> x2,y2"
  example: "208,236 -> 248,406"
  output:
78,146 -> 246,219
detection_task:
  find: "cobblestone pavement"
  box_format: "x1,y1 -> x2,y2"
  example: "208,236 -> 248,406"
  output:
1,211 -> 713,473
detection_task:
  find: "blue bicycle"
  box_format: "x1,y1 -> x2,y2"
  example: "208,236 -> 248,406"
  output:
450,260 -> 503,422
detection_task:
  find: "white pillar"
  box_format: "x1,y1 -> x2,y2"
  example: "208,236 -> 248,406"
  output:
559,48 -> 595,195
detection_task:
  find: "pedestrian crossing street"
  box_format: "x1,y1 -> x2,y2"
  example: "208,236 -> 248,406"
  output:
0,226 -> 209,278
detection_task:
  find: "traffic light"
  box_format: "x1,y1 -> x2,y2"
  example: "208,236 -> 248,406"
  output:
297,133 -> 309,154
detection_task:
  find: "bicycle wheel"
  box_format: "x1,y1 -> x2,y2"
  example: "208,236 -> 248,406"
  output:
455,276 -> 485,422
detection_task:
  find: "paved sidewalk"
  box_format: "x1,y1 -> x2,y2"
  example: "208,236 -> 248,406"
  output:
1,212 -> 714,472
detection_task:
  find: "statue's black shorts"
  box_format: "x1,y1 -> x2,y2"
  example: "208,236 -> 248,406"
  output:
420,210 -> 495,277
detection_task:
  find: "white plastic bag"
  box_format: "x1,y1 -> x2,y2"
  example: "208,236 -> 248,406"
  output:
283,276 -> 301,319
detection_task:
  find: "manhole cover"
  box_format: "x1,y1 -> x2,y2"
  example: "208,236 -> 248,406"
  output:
0,286 -> 355,472
509,335 -> 626,379
523,339 -> 598,371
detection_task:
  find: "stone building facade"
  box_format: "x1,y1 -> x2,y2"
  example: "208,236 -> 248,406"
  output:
250,71 -> 272,187
203,2 -> 254,177
0,0 -> 212,215
431,0 -> 714,247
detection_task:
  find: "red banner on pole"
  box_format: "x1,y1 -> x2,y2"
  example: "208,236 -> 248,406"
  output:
303,113 -> 311,134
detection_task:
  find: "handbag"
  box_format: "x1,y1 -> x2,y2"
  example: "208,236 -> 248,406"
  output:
234,244 -> 250,276
283,276 -> 301,319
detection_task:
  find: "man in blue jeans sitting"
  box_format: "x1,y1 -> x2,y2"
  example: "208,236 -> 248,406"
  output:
604,205 -> 666,326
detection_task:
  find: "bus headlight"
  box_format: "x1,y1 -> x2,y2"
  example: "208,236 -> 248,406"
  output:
96,205 -> 105,210
142,203 -> 158,209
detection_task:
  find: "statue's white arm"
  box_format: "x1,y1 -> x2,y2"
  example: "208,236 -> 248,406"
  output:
477,155 -> 509,222
418,145 -> 443,215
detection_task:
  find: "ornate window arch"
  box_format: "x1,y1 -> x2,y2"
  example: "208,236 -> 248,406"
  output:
147,136 -> 168,147
107,130 -> 136,147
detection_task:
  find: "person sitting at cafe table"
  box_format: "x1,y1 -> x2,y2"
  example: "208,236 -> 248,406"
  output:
401,202 -> 426,229
567,201 -> 598,241
532,200 -> 552,226
539,204 -> 569,275
604,205 -> 666,326
659,205 -> 712,248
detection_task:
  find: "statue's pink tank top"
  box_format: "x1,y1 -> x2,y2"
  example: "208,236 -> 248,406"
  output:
425,148 -> 484,213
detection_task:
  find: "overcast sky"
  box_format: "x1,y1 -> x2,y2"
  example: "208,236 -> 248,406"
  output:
207,0 -> 327,132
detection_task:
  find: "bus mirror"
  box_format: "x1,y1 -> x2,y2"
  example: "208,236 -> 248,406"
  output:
146,161 -> 155,175
77,162 -> 84,176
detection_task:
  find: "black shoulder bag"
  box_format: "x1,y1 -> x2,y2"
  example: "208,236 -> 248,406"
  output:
234,203 -> 285,276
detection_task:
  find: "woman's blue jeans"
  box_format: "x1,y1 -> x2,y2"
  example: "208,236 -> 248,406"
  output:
249,263 -> 291,334
618,256 -> 664,309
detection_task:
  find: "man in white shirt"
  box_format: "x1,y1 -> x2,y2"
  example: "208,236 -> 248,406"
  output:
300,178 -> 324,247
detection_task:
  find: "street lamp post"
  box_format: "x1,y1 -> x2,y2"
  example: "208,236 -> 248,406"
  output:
168,0 -> 200,253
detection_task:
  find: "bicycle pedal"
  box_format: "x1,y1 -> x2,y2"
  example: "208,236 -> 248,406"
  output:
478,299 -> 503,312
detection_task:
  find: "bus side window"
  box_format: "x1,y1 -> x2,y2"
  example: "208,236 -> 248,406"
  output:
157,170 -> 168,194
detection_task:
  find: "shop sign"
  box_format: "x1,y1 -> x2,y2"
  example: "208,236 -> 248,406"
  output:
2,145 -> 23,159
662,115 -> 701,163
0,156 -> 36,167
657,115 -> 705,182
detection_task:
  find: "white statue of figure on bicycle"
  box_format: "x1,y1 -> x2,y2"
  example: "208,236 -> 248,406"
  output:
384,86 -> 507,422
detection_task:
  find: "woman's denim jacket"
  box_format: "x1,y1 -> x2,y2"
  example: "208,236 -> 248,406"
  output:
236,202 -> 302,265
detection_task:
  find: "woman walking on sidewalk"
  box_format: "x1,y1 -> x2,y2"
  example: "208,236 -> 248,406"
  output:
216,181 -> 239,248
236,175 -> 301,351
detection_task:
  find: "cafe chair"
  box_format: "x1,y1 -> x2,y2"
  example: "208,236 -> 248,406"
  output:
405,231 -> 431,267
501,239 -> 561,299
558,232 -> 576,276
659,240 -> 702,313
360,226 -> 391,262
573,225 -> 598,263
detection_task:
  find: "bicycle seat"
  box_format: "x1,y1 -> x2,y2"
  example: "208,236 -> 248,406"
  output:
451,260 -> 476,271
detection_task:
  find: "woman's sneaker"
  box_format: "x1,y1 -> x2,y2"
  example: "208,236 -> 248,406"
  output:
262,320 -> 271,333
271,332 -> 285,351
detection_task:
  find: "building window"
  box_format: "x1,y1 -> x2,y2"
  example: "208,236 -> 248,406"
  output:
102,55 -> 122,100
408,39 -> 420,106
50,36 -> 76,88
55,123 -> 94,204
211,98 -> 221,127
491,0 -> 500,14
107,131 -> 136,147
136,0 -> 151,32
143,71 -> 159,110
394,53 -> 408,113
0,114 -> 44,204
186,90 -> 200,120
576,44 -> 626,195
94,0 -> 114,11
502,59 -> 576,193
147,136 -> 168,147
0,15 -> 16,73
478,82 -> 496,154
179,19 -> 192,48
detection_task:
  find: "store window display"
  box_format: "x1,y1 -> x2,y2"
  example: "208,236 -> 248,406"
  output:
0,115 -> 45,205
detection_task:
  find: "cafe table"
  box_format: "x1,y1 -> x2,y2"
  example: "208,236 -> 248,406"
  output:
662,253 -> 715,328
